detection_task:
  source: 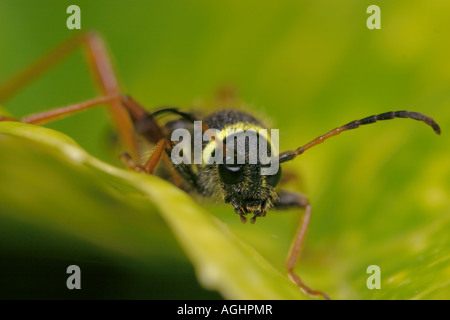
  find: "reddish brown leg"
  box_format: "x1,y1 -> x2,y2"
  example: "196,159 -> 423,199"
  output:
21,95 -> 119,125
120,139 -> 173,174
0,32 -> 139,159
0,116 -> 19,122
120,141 -> 184,189
144,139 -> 173,174
0,95 -> 120,125
274,190 -> 330,300
120,145 -> 184,189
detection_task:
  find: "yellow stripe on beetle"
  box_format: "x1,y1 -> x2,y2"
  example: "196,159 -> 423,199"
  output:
202,122 -> 278,165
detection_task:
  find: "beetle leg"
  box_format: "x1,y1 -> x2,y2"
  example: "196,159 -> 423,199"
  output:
274,190 -> 330,300
0,32 -> 138,159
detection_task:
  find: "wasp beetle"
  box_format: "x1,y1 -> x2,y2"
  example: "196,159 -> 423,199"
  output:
0,32 -> 441,299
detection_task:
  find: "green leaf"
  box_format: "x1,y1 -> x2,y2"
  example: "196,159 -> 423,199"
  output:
0,121 -> 304,299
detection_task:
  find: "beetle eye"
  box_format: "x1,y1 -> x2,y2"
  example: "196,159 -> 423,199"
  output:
266,166 -> 282,187
218,163 -> 244,185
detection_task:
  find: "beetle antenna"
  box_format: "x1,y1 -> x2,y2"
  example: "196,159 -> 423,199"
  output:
279,110 -> 441,163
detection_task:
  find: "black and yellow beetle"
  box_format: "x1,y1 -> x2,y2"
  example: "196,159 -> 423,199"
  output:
0,32 -> 441,299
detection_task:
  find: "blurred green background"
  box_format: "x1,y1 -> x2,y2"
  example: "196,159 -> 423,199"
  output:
0,0 -> 449,299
